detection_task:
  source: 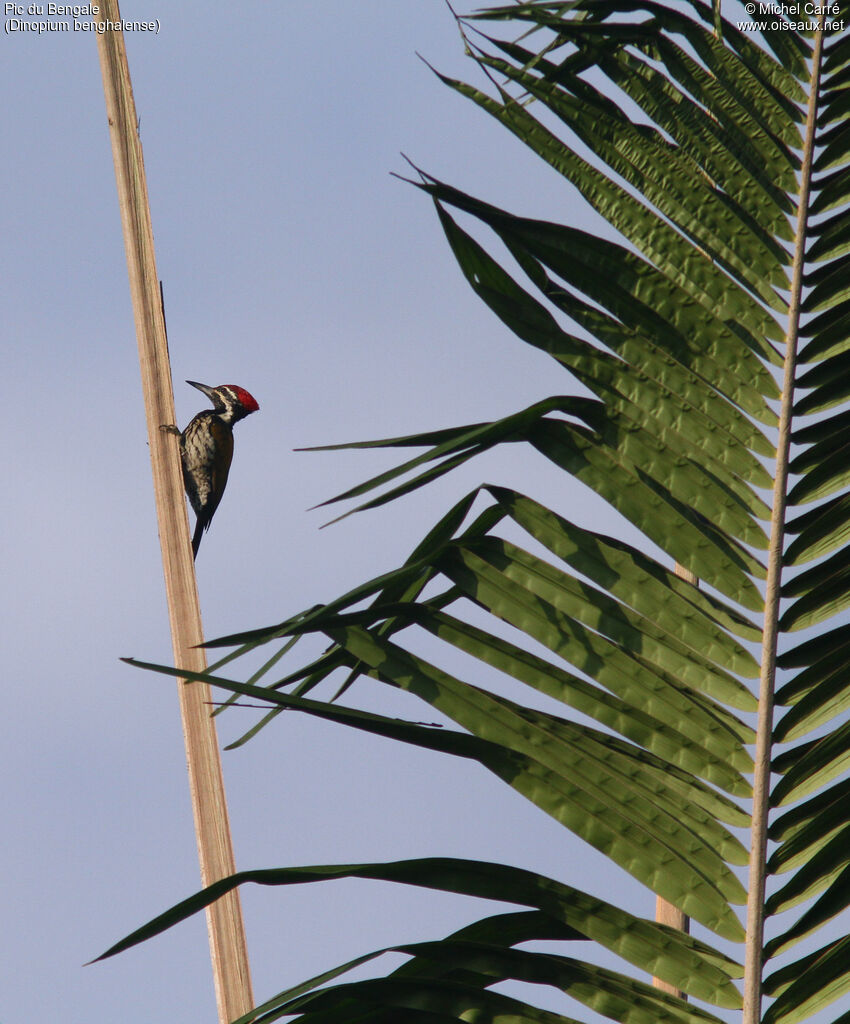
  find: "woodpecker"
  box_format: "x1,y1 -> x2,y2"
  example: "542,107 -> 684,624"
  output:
178,380 -> 259,559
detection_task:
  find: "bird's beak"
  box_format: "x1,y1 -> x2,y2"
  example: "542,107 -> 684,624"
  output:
186,380 -> 216,400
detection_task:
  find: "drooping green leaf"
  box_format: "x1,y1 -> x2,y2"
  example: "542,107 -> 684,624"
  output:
433,200 -> 775,480
763,936 -> 850,1024
766,824 -> 850,916
97,842 -> 741,999
783,490 -> 850,566
485,486 -> 762,660
416,172 -> 781,419
528,417 -> 765,607
772,719 -> 850,806
412,606 -> 751,801
433,49 -> 788,313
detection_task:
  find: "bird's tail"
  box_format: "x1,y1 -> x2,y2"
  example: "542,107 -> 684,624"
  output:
192,519 -> 205,560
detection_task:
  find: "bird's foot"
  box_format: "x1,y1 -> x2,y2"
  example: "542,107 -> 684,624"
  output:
159,424 -> 181,436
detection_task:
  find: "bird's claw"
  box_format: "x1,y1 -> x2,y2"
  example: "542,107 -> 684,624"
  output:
160,424 -> 181,436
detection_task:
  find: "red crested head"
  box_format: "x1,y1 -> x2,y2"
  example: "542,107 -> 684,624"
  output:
187,381 -> 259,424
227,386 -> 259,414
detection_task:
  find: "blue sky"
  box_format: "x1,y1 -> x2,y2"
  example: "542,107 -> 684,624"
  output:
2,2 -> 776,1023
